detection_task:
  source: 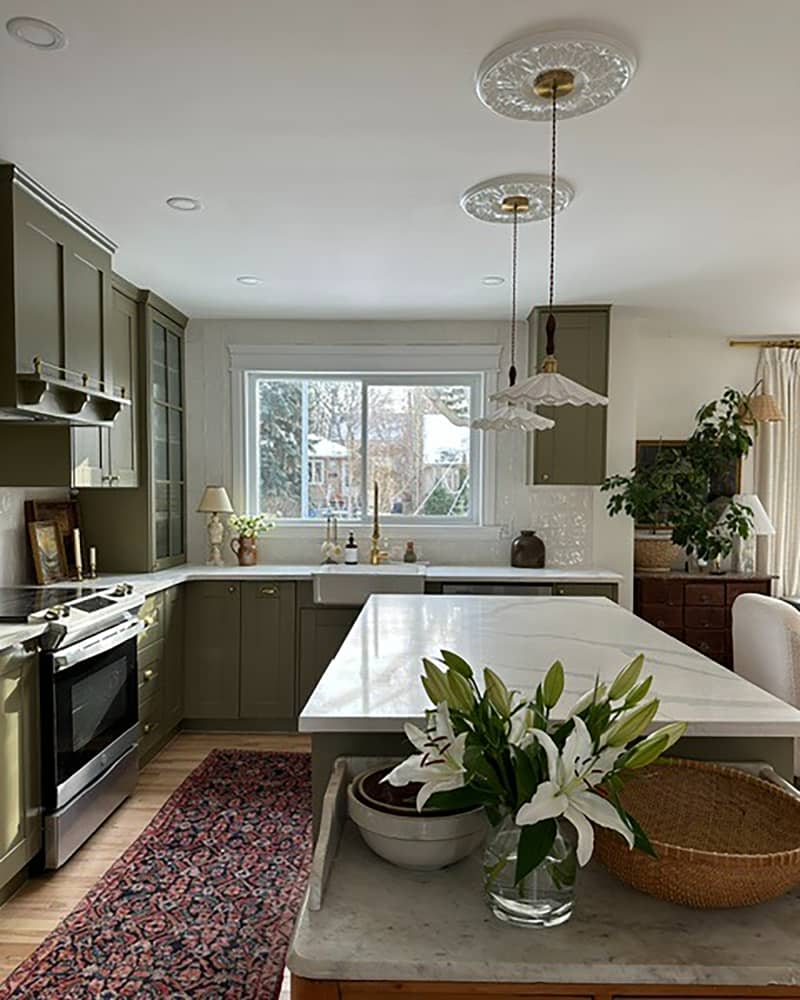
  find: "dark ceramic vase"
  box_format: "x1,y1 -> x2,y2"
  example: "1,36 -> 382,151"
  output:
511,530 -> 545,568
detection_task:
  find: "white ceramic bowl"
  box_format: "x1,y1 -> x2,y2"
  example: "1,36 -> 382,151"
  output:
347,781 -> 487,871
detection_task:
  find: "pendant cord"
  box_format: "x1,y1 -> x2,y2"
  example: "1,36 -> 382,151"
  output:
509,203 -> 519,387
545,81 -> 558,357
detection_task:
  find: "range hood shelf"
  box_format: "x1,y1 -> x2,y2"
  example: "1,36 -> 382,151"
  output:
13,372 -> 130,426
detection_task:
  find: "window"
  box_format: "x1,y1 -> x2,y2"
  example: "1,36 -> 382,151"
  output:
243,372 -> 482,523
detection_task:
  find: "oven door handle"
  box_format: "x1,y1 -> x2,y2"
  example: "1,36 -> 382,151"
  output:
52,618 -> 145,671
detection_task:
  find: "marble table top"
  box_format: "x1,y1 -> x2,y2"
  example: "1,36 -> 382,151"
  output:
299,595 -> 800,737
288,820 -> 800,986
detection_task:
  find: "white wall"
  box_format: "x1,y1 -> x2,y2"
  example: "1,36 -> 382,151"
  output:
0,487 -> 69,586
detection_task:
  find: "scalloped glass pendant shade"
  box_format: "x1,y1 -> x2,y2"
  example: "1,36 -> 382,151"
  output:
471,402 -> 555,432
493,370 -> 608,408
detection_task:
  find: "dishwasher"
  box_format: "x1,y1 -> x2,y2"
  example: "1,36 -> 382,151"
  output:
440,583 -> 553,596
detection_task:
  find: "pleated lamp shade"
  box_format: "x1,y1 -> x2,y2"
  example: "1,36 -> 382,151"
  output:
492,371 -> 609,408
744,392 -> 784,424
471,403 -> 555,432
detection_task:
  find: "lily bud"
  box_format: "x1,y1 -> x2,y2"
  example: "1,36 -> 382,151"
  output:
447,669 -> 475,713
653,721 -> 687,751
623,732 -> 671,769
541,660 -> 565,709
608,654 -> 645,702
605,698 -> 660,747
623,674 -> 653,708
422,659 -> 451,705
484,667 -> 512,716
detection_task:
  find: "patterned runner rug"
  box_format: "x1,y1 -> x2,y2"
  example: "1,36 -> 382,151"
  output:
0,749 -> 312,999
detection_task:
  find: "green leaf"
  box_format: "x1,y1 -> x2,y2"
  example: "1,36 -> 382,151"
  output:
514,819 -> 557,885
625,810 -> 659,859
440,649 -> 474,679
425,786 -> 493,811
510,745 -> 537,808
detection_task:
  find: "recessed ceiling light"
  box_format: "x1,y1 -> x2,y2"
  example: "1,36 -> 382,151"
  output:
236,275 -> 262,286
166,196 -> 202,212
6,16 -> 66,51
482,276 -> 505,286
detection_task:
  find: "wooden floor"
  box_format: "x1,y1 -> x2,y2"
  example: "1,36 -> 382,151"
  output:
0,731 -> 310,995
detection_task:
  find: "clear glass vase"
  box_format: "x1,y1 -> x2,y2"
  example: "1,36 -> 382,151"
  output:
483,815 -> 577,927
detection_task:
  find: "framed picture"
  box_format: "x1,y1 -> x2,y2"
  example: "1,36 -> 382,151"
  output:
25,499 -> 82,576
634,440 -> 742,529
28,520 -> 68,585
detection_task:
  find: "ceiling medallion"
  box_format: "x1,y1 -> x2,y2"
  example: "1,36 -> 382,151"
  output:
476,30 -> 636,121
461,173 -> 574,225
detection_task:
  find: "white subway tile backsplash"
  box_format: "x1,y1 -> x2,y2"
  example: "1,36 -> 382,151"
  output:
527,487 -> 594,568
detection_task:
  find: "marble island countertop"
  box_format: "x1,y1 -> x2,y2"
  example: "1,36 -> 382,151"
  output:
299,595 -> 800,738
288,819 -> 800,987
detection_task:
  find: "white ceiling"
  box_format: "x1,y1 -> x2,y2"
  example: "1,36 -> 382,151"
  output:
1,0 -> 799,330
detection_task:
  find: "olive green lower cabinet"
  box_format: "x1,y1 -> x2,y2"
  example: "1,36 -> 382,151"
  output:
297,605 -> 361,713
136,586 -> 185,764
183,581 -> 298,730
0,642 -> 41,901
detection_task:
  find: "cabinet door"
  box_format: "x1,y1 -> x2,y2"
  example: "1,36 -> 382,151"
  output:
12,188 -> 66,374
298,607 -> 360,711
162,586 -> 185,731
531,306 -> 609,485
184,582 -> 240,719
240,582 -> 296,720
64,245 -> 107,387
552,583 -> 618,601
151,313 -> 185,567
106,288 -> 138,487
0,645 -> 41,891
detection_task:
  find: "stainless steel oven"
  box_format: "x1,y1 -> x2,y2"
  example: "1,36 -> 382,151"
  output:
40,615 -> 143,868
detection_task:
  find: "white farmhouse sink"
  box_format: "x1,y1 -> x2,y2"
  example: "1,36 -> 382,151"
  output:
312,564 -> 426,606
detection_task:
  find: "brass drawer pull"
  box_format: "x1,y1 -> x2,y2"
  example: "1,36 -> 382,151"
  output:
259,585 -> 279,598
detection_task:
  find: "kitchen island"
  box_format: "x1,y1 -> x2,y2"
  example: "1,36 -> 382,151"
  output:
299,594 -> 800,829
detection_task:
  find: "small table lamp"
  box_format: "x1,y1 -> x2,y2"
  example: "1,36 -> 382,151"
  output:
732,493 -> 775,575
197,486 -> 234,567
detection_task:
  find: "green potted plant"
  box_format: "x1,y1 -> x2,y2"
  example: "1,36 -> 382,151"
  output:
602,388 -> 755,572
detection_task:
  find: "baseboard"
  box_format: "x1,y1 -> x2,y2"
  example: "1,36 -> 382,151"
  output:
180,718 -> 298,733
0,867 -> 28,907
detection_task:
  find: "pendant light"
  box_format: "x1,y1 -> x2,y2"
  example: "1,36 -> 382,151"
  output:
492,71 -> 608,409
472,195 -> 554,433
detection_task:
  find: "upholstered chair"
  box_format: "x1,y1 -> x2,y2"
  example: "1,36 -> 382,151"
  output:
732,593 -> 800,779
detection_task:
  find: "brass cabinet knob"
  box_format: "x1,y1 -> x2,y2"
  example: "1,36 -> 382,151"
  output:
143,669 -> 154,681
542,473 -> 550,481
227,585 -> 236,594
143,722 -> 154,735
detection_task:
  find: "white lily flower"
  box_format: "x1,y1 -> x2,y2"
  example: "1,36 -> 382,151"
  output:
508,702 -> 535,748
566,681 -> 608,718
515,716 -> 634,866
383,702 -> 468,811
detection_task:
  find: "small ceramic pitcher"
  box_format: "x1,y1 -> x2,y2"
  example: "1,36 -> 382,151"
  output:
231,534 -> 257,566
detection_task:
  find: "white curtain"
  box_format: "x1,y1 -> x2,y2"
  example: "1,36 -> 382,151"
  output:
756,347 -> 800,596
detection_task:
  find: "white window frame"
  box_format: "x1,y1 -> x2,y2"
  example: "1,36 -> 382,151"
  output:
308,458 -> 325,486
229,344 -> 502,532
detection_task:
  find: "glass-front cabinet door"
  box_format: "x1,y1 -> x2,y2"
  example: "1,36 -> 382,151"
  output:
151,314 -> 185,567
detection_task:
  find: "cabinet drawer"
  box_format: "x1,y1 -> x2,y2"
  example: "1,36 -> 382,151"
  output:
727,580 -> 770,604
139,691 -> 163,756
137,642 -> 162,703
638,578 -> 684,606
684,606 -> 726,630
638,604 -> 683,630
685,628 -> 726,661
137,592 -> 164,648
684,582 -> 724,607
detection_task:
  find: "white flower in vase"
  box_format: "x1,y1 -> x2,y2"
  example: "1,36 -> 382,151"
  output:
383,703 -> 468,811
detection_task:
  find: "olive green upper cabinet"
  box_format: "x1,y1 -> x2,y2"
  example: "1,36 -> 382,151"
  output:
0,163 -> 126,425
0,643 -> 41,896
77,290 -> 188,572
530,305 -> 610,486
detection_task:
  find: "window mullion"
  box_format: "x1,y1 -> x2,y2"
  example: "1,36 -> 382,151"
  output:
360,378 -> 369,525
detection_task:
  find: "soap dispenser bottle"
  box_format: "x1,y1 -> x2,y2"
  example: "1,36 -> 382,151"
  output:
344,532 -> 359,565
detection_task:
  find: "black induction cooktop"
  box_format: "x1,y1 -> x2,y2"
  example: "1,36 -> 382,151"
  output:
0,586 -> 105,622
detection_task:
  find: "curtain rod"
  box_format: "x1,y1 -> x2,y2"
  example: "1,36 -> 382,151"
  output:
728,338 -> 800,348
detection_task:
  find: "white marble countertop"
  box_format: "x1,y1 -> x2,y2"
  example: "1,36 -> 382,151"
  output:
288,820 -> 800,987
299,595 -> 800,737
43,562 -> 623,597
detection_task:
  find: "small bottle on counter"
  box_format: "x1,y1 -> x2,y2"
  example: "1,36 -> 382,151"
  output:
344,532 -> 359,565
403,541 -> 417,564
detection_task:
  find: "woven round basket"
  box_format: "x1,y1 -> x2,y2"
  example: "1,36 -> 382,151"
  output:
594,758 -> 800,908
633,536 -> 681,573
